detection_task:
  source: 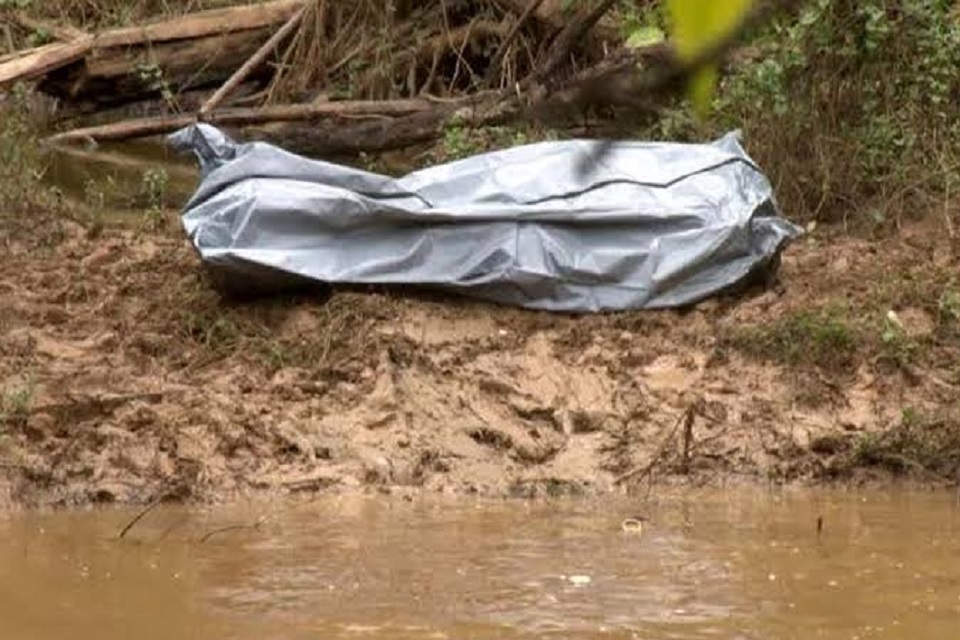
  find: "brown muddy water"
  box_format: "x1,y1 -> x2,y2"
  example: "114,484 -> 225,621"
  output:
2,489 -> 959,640
43,140 -> 199,211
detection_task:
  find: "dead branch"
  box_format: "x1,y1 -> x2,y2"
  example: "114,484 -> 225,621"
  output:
199,6 -> 306,117
536,0 -> 617,81
231,52 -> 648,157
35,0 -> 800,156
483,0 -> 547,88
199,516 -> 267,543
414,21 -> 508,67
117,491 -> 171,540
494,0 -> 575,29
613,405 -> 693,486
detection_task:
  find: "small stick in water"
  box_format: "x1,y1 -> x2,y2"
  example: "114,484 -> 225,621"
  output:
199,516 -> 268,543
816,515 -> 823,540
117,493 -> 169,540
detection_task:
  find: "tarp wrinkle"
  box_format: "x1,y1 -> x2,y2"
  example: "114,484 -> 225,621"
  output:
169,124 -> 803,312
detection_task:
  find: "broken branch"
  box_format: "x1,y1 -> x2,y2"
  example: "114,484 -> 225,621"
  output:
199,6 -> 306,117
536,0 -> 617,81
483,0 -> 547,88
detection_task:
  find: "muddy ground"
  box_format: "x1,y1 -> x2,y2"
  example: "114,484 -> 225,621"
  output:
2,207 -> 959,511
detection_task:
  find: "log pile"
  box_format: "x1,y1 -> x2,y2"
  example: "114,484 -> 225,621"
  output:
0,0 -> 680,156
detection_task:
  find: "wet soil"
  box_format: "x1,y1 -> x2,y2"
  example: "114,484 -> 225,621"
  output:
1,211 -> 959,510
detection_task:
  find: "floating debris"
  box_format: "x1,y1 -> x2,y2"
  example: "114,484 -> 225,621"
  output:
621,516 -> 646,536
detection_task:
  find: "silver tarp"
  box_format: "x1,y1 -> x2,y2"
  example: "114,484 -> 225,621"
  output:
169,123 -> 802,312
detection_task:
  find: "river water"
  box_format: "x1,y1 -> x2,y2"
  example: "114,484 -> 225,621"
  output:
2,488 -> 959,640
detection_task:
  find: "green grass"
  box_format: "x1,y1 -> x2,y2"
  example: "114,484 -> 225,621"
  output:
849,406 -> 960,480
0,377 -> 35,433
727,307 -> 861,372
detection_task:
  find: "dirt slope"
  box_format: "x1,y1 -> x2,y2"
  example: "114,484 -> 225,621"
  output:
1,214 -> 958,510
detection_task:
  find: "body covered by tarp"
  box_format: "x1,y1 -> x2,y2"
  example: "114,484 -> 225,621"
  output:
169,123 -> 802,312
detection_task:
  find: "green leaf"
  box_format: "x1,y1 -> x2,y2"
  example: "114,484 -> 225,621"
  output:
666,0 -> 754,118
626,26 -> 666,49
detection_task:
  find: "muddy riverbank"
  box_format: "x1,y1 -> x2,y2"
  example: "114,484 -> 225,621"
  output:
2,193 -> 959,510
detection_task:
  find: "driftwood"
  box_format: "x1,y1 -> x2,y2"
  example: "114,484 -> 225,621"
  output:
0,38 -> 93,86
1,0 -> 303,99
256,46 -> 676,155
91,0 -> 303,49
42,27 -> 278,105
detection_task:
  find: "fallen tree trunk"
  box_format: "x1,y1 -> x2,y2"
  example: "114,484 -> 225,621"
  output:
44,99 -> 436,145
0,38 -> 93,86
1,0 -> 303,101
50,83 -> 263,127
40,27 -> 277,105
91,0 -> 303,49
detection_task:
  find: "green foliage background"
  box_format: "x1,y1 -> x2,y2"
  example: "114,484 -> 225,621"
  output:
632,0 -> 960,226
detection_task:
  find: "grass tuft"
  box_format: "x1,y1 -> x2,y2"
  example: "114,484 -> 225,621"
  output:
727,307 -> 861,372
850,407 -> 960,481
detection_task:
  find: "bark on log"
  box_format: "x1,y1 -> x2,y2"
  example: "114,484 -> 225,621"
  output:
51,83 -> 262,126
4,0 -> 303,100
39,28 -> 276,105
0,38 -> 93,87
92,0 -> 303,48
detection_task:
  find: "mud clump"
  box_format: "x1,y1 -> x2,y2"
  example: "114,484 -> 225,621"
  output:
1,218 -> 959,510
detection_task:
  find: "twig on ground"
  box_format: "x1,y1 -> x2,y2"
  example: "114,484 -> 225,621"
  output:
614,404 -> 695,485
680,406 -> 695,473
